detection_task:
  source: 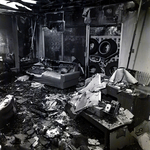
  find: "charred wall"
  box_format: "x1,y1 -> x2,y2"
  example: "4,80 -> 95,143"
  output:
17,16 -> 32,58
0,14 -> 13,56
64,27 -> 85,66
64,9 -> 85,66
43,27 -> 62,60
43,9 -> 86,66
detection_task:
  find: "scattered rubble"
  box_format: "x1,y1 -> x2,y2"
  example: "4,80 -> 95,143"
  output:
0,72 -> 146,150
31,82 -> 44,89
46,127 -> 61,138
69,74 -> 106,114
88,138 -> 100,146
15,75 -> 30,82
0,77 -> 105,150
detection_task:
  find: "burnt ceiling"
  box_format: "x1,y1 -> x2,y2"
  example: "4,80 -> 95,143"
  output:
0,0 -> 135,14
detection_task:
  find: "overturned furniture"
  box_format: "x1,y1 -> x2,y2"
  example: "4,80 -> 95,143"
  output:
68,70 -> 150,150
68,73 -> 134,150
34,71 -> 80,89
105,68 -> 150,127
99,68 -> 150,150
27,60 -> 80,89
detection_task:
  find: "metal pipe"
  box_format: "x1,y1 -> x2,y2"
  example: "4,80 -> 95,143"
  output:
85,24 -> 90,78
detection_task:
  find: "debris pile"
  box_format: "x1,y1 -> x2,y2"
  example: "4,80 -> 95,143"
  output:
69,74 -> 106,114
68,71 -> 149,150
0,72 -> 146,150
0,75 -> 104,150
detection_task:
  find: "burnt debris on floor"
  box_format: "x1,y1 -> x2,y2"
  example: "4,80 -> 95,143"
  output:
0,71 -> 147,150
67,69 -> 150,150
0,76 -> 105,150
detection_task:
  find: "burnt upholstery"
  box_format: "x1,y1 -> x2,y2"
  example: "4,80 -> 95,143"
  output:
26,60 -> 80,89
34,70 -> 80,89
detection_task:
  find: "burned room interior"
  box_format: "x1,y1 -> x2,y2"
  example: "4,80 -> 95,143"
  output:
1,0 -> 150,150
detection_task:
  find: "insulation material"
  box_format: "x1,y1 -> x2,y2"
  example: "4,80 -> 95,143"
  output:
74,91 -> 101,113
109,68 -> 138,84
79,74 -> 102,93
70,74 -> 106,114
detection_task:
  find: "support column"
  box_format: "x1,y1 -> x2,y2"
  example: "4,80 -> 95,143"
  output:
38,25 -> 45,58
85,24 -> 90,78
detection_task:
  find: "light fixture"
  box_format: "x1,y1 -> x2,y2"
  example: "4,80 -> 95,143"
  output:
21,0 -> 37,4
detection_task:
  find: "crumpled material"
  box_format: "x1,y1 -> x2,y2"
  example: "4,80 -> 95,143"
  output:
0,95 -> 14,110
15,75 -> 29,82
109,68 -> 138,84
31,82 -> 44,89
73,91 -> 101,113
79,73 -> 104,93
70,74 -> 106,114
46,128 -> 60,138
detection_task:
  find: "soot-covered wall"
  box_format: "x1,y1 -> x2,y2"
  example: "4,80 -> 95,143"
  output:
64,9 -> 85,66
43,27 -> 61,60
0,14 -> 14,56
64,27 -> 85,66
43,4 -> 123,67
17,16 -> 33,59
43,9 -> 86,66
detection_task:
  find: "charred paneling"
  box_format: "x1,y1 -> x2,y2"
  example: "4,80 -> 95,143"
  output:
64,27 -> 85,66
65,9 -> 84,27
43,27 -> 61,60
17,16 -> 32,58
0,14 -> 13,55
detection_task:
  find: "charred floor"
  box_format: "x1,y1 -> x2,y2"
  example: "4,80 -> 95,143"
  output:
0,75 -> 143,150
0,1 -> 150,150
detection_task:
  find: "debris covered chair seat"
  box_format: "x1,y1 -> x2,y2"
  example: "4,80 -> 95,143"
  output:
34,70 -> 80,89
26,61 -> 80,89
